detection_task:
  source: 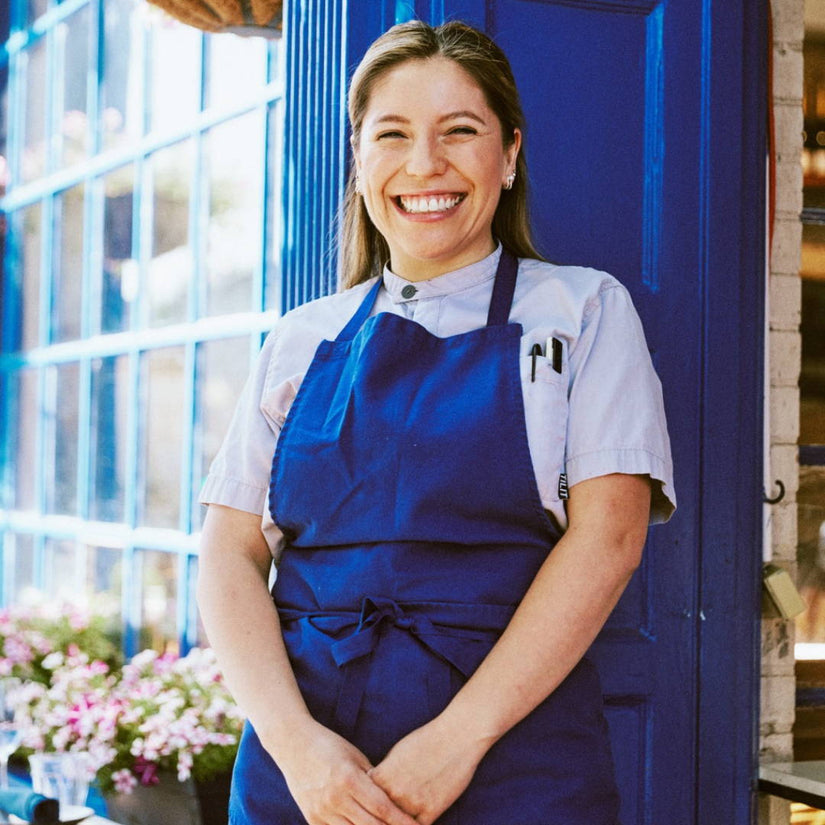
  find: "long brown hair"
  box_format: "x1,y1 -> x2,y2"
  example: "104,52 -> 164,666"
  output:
340,20 -> 544,289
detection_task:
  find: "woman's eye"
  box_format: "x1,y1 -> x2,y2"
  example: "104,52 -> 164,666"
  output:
377,131 -> 405,140
448,126 -> 477,136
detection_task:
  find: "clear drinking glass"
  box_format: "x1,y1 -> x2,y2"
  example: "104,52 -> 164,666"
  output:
0,680 -> 23,788
29,752 -> 90,812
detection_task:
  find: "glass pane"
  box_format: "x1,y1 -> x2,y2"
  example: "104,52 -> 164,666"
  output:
191,337 -> 251,529
203,111 -> 264,317
43,538 -> 81,601
19,202 -> 43,351
137,549 -> 178,653
90,355 -> 129,522
58,5 -> 90,169
147,20 -> 201,134
264,101 -> 283,311
797,468 -> 825,648
28,0 -> 49,27
46,362 -> 80,515
102,167 -> 136,333
101,0 -> 145,151
22,40 -> 47,183
53,184 -> 85,344
13,369 -> 39,510
8,534 -> 36,601
141,347 -> 184,528
87,545 -> 123,617
148,142 -> 192,327
801,223 -> 825,444
205,33 -> 268,112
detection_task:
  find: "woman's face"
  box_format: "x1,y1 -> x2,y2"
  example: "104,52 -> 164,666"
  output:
354,57 -> 520,281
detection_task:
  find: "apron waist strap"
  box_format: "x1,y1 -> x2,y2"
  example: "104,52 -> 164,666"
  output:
278,596 -> 516,737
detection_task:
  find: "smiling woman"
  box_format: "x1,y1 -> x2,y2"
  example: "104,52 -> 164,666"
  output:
197,18 -> 675,825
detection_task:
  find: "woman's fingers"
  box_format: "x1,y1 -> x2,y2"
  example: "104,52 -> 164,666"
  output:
278,721 -> 418,825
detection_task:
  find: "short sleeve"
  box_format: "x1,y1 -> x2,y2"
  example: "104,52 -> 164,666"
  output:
565,282 -> 676,523
199,329 -> 285,555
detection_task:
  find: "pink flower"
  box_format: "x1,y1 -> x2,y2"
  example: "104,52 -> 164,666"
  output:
112,769 -> 138,794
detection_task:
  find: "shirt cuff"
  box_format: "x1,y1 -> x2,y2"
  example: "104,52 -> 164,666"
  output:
565,448 -> 676,525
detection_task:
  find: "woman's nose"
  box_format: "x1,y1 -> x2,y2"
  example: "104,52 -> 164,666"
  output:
405,136 -> 446,178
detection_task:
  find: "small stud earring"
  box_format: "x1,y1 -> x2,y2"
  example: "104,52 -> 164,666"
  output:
503,171 -> 516,191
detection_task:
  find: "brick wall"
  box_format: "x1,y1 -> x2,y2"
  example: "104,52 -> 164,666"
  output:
759,0 -> 804,822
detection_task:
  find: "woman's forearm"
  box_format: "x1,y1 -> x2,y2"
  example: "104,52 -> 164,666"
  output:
196,504 -> 315,760
438,473 -> 651,748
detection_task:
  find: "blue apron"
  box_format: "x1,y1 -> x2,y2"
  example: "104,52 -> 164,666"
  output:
230,251 -> 621,825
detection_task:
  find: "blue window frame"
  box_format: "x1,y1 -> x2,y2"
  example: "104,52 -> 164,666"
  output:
0,0 -> 284,656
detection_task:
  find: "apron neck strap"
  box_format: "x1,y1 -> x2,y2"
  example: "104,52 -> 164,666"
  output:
336,277 -> 384,342
486,249 -> 518,327
336,248 -> 519,342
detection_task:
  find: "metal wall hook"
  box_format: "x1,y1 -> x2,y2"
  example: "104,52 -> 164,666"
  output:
763,480 -> 786,505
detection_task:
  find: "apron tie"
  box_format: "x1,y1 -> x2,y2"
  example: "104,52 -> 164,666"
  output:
328,596 -> 499,738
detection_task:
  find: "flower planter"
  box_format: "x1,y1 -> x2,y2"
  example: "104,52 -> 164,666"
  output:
104,770 -> 231,825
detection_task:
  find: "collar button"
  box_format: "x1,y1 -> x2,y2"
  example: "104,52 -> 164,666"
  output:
401,284 -> 417,299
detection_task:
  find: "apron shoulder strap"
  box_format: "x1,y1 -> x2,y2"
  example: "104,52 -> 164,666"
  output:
486,249 -> 519,327
336,277 -> 384,342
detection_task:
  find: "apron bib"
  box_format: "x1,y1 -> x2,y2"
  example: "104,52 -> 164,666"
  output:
230,251 -> 621,825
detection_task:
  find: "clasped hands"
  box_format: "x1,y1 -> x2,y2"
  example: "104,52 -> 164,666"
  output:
280,713 -> 488,825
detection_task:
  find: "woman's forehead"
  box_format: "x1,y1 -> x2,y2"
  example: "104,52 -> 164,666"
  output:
363,57 -> 492,123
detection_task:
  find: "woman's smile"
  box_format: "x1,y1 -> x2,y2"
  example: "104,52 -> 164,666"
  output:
354,56 -> 520,281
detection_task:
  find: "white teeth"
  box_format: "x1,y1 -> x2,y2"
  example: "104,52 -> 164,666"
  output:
398,194 -> 462,214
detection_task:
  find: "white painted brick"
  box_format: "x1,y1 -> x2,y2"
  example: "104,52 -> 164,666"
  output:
774,102 -> 804,162
772,0 -> 805,44
773,43 -> 804,103
770,501 -> 799,558
770,329 -> 802,386
761,673 -> 797,732
771,217 -> 802,274
770,385 -> 800,444
770,444 -> 800,498
757,792 -> 792,825
762,618 -> 796,676
770,274 -> 802,332
774,160 -> 804,216
759,731 -> 796,762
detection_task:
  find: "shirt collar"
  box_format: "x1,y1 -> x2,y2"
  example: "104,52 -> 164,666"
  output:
381,244 -> 502,304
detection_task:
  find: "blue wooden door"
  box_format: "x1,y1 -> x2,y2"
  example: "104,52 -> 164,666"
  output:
283,1 -> 766,822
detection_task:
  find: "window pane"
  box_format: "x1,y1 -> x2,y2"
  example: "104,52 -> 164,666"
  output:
43,538 -> 80,601
13,369 -> 39,510
137,549 -> 178,653
101,0 -> 145,151
147,21 -> 201,134
90,355 -> 129,522
27,0 -> 49,27
265,101 -> 283,311
203,111 -> 264,317
102,167 -> 136,333
191,337 -> 251,529
149,142 -> 192,327
7,534 -> 36,601
58,5 -> 90,170
87,545 -> 123,616
18,202 -> 42,351
141,347 -> 184,528
22,40 -> 47,183
801,223 -> 825,444
46,362 -> 80,515
53,184 -> 85,344
205,33 -> 268,112
797,468 -> 825,645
